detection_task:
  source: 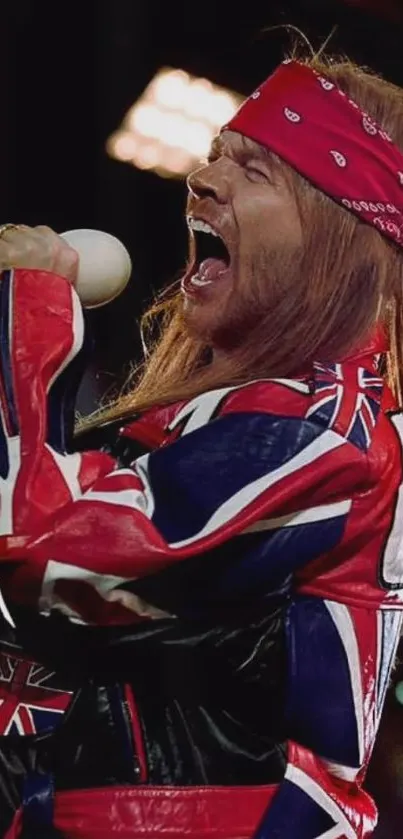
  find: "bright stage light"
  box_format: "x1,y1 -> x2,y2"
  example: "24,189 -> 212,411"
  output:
107,68 -> 243,178
106,132 -> 138,162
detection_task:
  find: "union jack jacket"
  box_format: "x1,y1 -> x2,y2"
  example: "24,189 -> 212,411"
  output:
0,268 -> 402,839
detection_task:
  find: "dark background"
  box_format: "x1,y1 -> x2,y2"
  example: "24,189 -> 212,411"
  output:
2,0 -> 403,834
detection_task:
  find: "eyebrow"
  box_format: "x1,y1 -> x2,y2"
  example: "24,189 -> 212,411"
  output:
207,134 -> 276,173
208,135 -> 223,160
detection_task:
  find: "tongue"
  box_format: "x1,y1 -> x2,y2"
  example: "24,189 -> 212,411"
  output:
199,258 -> 229,282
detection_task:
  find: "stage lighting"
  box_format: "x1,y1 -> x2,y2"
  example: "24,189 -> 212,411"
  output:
107,68 -> 243,179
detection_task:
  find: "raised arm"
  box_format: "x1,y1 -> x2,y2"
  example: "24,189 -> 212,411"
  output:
0,265 -> 367,627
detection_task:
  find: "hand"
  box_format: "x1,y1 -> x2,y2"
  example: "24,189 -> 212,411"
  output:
0,224 -> 79,285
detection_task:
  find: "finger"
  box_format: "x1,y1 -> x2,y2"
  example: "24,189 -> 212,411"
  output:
34,226 -> 80,284
54,247 -> 80,285
0,224 -> 79,284
0,224 -> 31,241
0,227 -> 51,272
0,226 -> 59,263
34,225 -> 62,240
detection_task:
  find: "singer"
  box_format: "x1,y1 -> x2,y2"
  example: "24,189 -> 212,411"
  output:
0,54 -> 402,839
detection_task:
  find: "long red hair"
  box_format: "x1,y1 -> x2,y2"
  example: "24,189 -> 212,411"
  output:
80,53 -> 403,429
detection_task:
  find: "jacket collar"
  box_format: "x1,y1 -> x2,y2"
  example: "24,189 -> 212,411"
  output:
332,323 -> 389,367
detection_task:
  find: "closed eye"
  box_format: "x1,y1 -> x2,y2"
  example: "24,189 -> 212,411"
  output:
206,151 -> 221,165
244,164 -> 271,183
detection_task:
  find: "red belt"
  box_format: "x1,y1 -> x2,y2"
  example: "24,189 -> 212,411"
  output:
6,783 -> 278,839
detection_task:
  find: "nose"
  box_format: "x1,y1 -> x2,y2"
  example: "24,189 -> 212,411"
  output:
187,160 -> 230,204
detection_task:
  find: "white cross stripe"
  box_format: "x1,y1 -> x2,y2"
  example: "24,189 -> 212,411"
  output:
44,445 -> 83,501
327,386 -> 344,428
324,601 -> 364,765
380,414 -> 403,586
285,764 -> 357,839
134,454 -> 155,517
46,288 -> 85,392
0,273 -> 20,537
169,378 -> 310,435
375,610 -> 384,718
322,759 -> 359,783
241,499 -> 352,535
306,385 -> 343,424
39,560 -> 173,621
269,378 -> 310,394
0,434 -> 20,536
358,368 -> 383,389
77,457 -> 155,517
170,430 -> 347,549
376,610 -> 403,717
78,487 -> 148,512
317,827 -> 347,839
0,589 -> 15,628
308,363 -> 381,450
169,386 -> 243,435
5,704 -> 35,736
345,392 -> 370,447
74,432 -> 348,551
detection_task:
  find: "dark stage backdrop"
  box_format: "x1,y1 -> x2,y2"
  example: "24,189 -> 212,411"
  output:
2,1 -> 403,834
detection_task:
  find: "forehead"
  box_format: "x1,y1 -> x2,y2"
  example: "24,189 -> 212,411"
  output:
210,130 -> 266,160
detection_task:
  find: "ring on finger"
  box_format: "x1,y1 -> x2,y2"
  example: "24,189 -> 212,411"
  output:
0,224 -> 21,239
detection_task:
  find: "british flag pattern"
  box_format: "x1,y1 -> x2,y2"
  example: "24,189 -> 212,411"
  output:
0,268 -> 401,837
0,641 -> 72,735
306,362 -> 384,451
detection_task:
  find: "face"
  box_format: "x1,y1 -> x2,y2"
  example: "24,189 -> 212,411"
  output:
182,130 -> 303,350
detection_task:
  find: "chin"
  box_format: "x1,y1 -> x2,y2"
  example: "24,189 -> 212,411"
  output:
182,279 -> 251,348
182,305 -> 215,343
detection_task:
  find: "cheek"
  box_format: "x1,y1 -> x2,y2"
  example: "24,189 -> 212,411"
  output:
237,192 -> 302,265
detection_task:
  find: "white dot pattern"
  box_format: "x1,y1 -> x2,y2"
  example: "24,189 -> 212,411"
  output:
225,60 -> 403,248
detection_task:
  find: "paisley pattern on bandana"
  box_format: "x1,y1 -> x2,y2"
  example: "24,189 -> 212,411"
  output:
225,61 -> 403,248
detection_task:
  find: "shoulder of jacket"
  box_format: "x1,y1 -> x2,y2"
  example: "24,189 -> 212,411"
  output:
218,378 -> 311,420
307,360 -> 385,453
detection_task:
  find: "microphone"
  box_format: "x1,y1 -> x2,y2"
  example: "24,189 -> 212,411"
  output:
60,228 -> 132,308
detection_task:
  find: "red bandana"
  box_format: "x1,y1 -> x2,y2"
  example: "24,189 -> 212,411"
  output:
225,60 -> 403,248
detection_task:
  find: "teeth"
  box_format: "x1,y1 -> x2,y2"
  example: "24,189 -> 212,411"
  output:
187,217 -> 219,237
190,273 -> 212,286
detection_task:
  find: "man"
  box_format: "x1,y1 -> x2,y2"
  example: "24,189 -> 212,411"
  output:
0,55 -> 402,838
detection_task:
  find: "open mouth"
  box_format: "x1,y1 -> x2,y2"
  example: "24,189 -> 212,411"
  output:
185,217 -> 231,289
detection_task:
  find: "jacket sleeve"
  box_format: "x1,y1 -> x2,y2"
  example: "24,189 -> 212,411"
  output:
252,740 -> 378,839
0,267 -> 369,626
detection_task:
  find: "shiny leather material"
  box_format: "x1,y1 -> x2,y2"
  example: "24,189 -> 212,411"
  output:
54,784 -> 278,839
3,785 -> 279,839
0,269 -> 402,838
8,600 -> 287,789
